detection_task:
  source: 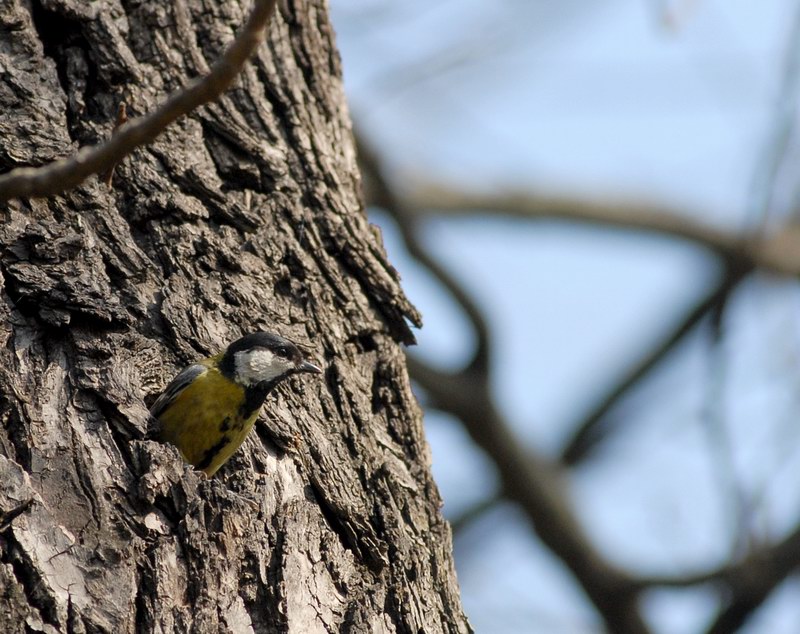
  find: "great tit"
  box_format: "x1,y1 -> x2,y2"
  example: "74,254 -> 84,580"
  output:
150,332 -> 322,477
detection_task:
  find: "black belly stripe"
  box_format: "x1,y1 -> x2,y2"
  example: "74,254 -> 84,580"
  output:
196,434 -> 231,471
219,416 -> 232,432
238,382 -> 273,420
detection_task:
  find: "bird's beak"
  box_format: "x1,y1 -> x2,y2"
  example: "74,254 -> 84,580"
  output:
297,360 -> 322,374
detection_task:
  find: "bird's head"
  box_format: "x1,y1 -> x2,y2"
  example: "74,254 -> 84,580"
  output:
221,332 -> 322,387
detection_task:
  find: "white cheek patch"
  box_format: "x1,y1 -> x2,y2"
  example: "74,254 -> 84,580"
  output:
235,349 -> 294,385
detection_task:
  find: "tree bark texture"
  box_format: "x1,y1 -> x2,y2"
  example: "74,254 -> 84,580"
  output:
0,1 -> 470,632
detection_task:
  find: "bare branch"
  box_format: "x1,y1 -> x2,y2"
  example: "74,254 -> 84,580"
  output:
448,494 -> 502,536
360,136 -> 649,631
407,183 -> 738,246
357,136 -> 492,373
0,0 -> 278,201
409,356 -> 650,634
102,102 -> 129,187
746,2 -> 800,228
639,524 -> 800,591
560,268 -> 746,465
639,525 -> 800,633
404,184 -> 800,277
359,135 -> 800,634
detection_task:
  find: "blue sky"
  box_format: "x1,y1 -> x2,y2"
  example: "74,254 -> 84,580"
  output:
331,1 -> 800,631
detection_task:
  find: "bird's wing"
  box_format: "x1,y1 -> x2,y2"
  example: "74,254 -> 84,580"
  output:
150,363 -> 208,419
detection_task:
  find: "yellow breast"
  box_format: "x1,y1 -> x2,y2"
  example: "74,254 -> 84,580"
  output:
156,364 -> 261,476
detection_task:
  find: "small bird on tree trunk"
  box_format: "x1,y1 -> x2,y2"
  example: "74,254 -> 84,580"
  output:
150,332 -> 322,476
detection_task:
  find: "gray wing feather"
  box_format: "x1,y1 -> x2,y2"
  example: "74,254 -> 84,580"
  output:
150,364 -> 207,419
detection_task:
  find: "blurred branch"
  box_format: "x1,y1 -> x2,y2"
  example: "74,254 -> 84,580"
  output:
747,2 -> 800,228
639,524 -> 800,590
705,568 -> 795,634
408,356 -> 649,634
448,494 -> 503,536
358,137 -> 491,374
359,133 -> 650,633
641,525 -> 800,633
404,184 -> 800,277
0,0 -> 277,201
560,267 -> 745,465
703,298 -> 754,560
358,134 -> 800,633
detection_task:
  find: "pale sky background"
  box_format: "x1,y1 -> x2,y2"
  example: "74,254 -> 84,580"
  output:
331,1 -> 800,632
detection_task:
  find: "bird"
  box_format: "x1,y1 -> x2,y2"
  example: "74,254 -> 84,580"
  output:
150,332 -> 322,477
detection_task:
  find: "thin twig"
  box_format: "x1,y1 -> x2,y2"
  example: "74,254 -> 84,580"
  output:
102,102 -> 129,187
0,0 -> 278,201
449,494 -> 502,536
746,3 -> 800,229
560,268 -> 746,465
703,294 -> 755,560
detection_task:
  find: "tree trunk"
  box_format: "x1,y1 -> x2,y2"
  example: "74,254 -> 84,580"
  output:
0,1 -> 470,632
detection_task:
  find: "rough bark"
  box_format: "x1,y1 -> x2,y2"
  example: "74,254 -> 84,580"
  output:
0,1 -> 470,632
